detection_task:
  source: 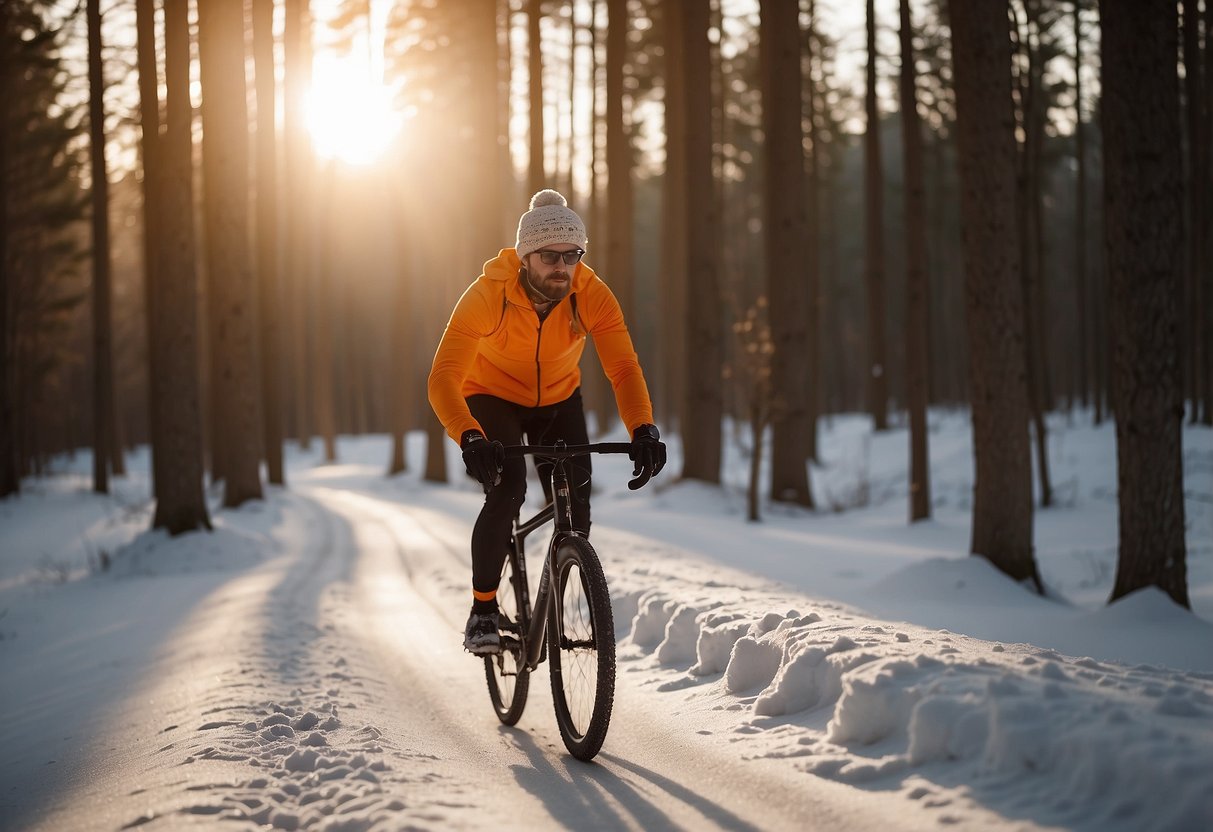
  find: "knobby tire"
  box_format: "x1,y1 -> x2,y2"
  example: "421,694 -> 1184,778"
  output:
548,535 -> 615,761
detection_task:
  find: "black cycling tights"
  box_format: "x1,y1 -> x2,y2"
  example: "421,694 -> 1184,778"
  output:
466,389 -> 592,600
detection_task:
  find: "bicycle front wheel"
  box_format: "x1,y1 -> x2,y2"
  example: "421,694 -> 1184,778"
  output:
485,546 -> 530,725
548,535 -> 615,761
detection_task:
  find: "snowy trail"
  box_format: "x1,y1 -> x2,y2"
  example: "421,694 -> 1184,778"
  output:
3,436 -> 1211,830
304,484 -> 958,831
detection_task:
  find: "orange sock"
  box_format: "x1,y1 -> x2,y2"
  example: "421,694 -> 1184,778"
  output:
472,588 -> 497,603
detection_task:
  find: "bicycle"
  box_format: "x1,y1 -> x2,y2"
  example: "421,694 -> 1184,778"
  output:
483,440 -> 653,761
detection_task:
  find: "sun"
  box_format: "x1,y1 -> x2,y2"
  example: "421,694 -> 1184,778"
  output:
306,52 -> 401,166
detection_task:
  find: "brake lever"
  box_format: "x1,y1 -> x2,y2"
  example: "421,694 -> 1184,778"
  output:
627,468 -> 652,491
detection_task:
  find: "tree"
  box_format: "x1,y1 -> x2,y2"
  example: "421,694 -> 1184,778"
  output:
1102,0 -> 1188,608
253,0 -> 285,486
864,0 -> 889,431
528,0 -> 545,196
660,0 -> 688,433
86,0 -> 117,495
0,1 -> 16,497
1073,0 -> 1089,411
2,2 -> 89,488
605,0 -> 636,337
198,0 -> 264,507
1011,0 -> 1053,508
134,0 -> 164,501
147,0 -> 211,533
900,0 -> 930,522
761,0 -> 813,508
283,0 -> 313,449
679,0 -> 722,484
1182,0 -> 1208,426
948,0 -> 1040,590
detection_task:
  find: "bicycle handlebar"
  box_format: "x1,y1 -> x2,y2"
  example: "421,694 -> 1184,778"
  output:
502,442 -> 653,491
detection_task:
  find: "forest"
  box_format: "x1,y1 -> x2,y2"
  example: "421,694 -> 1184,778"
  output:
0,0 -> 1207,607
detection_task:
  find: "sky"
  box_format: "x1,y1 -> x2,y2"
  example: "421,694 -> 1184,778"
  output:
1,409 -> 1210,830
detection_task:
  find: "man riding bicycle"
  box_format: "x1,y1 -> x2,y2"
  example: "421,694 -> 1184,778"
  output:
428,189 -> 667,655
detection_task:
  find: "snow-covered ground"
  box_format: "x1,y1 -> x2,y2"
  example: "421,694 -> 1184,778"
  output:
1,411 -> 1210,831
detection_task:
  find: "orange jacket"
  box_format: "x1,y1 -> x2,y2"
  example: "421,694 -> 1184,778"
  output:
428,248 -> 654,443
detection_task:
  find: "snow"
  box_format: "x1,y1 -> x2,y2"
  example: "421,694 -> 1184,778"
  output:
1,411 -> 1211,831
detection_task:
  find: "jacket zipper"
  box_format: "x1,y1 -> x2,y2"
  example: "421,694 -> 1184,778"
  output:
533,314 -> 546,406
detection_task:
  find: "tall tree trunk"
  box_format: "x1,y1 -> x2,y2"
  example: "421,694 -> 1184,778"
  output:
135,0 -> 164,499
313,165 -> 338,463
0,9 -> 14,498
253,0 -> 285,486
605,0 -> 635,334
87,0 -> 114,495
284,0 -> 313,450
679,0 -> 722,483
1203,0 -> 1213,425
761,0 -> 812,508
1017,0 -> 1052,508
564,0 -> 576,199
1102,0 -> 1188,608
900,0 -> 930,523
805,0 -> 821,463
198,0 -> 264,507
1074,0 -> 1089,412
150,0 -> 210,533
1183,0 -> 1207,425
528,0 -> 545,195
424,414 -> 448,483
948,0 -> 1040,591
864,0 -> 888,431
661,0 -> 688,433
387,184 -> 412,476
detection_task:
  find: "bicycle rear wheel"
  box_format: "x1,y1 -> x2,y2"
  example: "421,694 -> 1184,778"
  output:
548,535 -> 615,761
485,546 -> 530,725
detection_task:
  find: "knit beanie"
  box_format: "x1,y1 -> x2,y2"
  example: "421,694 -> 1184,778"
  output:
515,189 -> 588,259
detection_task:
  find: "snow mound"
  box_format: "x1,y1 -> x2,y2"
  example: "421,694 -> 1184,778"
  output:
618,590 -> 1213,830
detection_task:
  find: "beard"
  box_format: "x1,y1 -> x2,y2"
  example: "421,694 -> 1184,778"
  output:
522,266 -> 572,302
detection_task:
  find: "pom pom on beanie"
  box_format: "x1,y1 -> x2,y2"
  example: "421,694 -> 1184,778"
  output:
515,189 -> 587,258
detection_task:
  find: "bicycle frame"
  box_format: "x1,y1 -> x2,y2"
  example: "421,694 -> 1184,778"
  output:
501,441 -> 640,673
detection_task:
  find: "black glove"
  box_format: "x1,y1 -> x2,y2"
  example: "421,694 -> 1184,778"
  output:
461,431 -> 504,489
629,424 -> 666,479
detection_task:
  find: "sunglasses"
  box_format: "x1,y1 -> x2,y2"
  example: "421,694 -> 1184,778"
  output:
534,248 -> 585,266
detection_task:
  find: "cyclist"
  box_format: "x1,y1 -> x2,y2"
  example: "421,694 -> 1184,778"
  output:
428,189 -> 667,655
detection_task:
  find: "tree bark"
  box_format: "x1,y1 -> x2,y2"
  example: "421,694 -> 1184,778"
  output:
605,0 -> 635,336
1017,0 -> 1052,508
87,0 -> 114,495
1183,0 -> 1207,425
0,3 -> 14,497
1074,0 -> 1089,411
253,0 -> 285,486
947,0 -> 1040,590
528,0 -> 545,196
151,0 -> 211,533
660,0 -> 688,433
864,0 -> 889,431
198,0 -> 264,507
679,0 -> 722,484
1102,0 -> 1188,608
284,0 -> 313,449
761,0 -> 813,508
900,0 -> 930,522
135,0 -> 164,499
805,0 -> 821,464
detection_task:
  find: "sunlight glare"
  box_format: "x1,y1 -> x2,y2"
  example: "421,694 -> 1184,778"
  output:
306,51 -> 401,166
